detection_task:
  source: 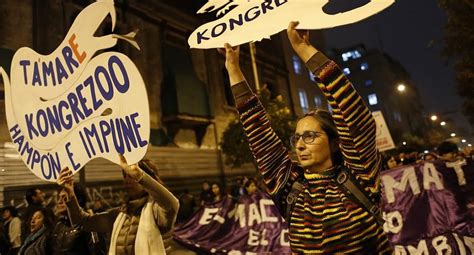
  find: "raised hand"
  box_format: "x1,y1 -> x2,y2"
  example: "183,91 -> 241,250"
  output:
287,21 -> 318,63
218,43 -> 245,85
224,43 -> 241,72
57,167 -> 74,198
119,154 -> 143,181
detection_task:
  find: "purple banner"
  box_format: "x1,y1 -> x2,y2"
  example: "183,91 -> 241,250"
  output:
174,192 -> 291,254
381,159 -> 474,254
174,159 -> 474,254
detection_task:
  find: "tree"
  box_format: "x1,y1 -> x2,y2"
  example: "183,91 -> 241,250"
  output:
220,88 -> 296,168
438,0 -> 474,126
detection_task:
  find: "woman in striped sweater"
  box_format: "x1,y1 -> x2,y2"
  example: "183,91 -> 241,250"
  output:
222,22 -> 393,254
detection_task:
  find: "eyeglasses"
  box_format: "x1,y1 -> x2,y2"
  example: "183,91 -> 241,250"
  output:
290,131 -> 325,147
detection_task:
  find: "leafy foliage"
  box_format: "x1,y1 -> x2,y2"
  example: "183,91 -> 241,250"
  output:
220,88 -> 296,168
438,0 -> 474,126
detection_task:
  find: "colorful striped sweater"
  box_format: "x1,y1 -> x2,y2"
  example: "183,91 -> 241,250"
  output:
231,52 -> 393,254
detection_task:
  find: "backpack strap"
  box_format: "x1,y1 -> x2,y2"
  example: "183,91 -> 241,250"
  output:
285,180 -> 304,223
335,166 -> 384,225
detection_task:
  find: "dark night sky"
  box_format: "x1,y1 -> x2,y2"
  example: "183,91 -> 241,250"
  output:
320,0 -> 472,139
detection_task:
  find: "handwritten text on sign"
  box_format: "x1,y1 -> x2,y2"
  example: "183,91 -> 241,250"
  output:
189,0 -> 395,49
1,0 -> 150,181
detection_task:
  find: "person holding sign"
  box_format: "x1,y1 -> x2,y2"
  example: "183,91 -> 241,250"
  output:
221,22 -> 392,253
57,156 -> 179,254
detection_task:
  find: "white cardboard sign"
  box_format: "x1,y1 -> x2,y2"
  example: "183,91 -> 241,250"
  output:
372,111 -> 395,152
0,0 -> 150,182
189,0 -> 395,49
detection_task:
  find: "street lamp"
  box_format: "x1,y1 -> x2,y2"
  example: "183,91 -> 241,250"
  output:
397,84 -> 406,92
469,144 -> 472,147
440,121 -> 446,126
402,141 -> 407,146
430,115 -> 438,121
450,133 -> 456,137
462,139 -> 467,143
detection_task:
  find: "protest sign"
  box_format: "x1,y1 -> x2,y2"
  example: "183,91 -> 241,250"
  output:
0,0 -> 150,181
381,160 -> 474,254
189,0 -> 395,48
373,110 -> 395,152
174,192 -> 291,254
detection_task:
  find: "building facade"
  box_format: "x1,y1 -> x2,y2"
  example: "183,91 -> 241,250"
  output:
0,0 -> 327,206
328,44 -> 427,145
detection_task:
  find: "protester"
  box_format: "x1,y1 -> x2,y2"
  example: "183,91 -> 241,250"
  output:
57,155 -> 179,254
18,208 -> 57,255
198,181 -> 214,205
0,220 -> 10,255
382,154 -> 401,170
177,189 -> 196,223
230,177 -> 246,200
211,183 -> 226,202
2,206 -> 22,254
438,141 -> 459,162
220,21 -> 392,253
22,188 -> 45,240
422,152 -> 438,161
244,179 -> 259,195
52,186 -> 96,255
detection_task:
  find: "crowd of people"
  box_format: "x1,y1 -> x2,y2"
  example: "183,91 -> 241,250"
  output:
1,22 -> 473,254
382,140 -> 473,171
1,155 -> 179,255
176,177 -> 265,223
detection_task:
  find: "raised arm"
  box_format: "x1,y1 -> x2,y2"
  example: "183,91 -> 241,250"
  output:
287,22 -> 380,184
118,155 -> 179,233
57,168 -> 119,233
138,172 -> 178,233
221,43 -> 297,197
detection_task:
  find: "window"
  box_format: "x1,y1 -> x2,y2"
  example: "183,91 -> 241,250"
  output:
292,55 -> 302,74
360,62 -> 369,71
365,80 -> 373,86
309,70 -> 316,82
394,111 -> 402,122
298,89 -> 309,114
314,96 -> 322,108
341,50 -> 362,61
368,94 -> 378,105
343,67 -> 351,75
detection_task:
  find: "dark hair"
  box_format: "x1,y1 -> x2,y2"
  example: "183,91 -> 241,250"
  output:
382,154 -> 401,170
211,182 -> 225,196
301,109 -> 344,165
32,208 -> 55,228
2,206 -> 18,217
25,188 -> 39,205
437,141 -> 458,156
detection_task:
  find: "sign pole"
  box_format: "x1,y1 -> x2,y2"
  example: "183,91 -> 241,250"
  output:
249,42 -> 260,91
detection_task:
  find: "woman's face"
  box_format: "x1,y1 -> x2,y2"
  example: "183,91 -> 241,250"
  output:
2,209 -> 11,220
294,117 -> 333,172
212,184 -> 220,196
387,157 -> 398,169
56,190 -> 68,215
246,182 -> 258,194
30,211 -> 45,233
